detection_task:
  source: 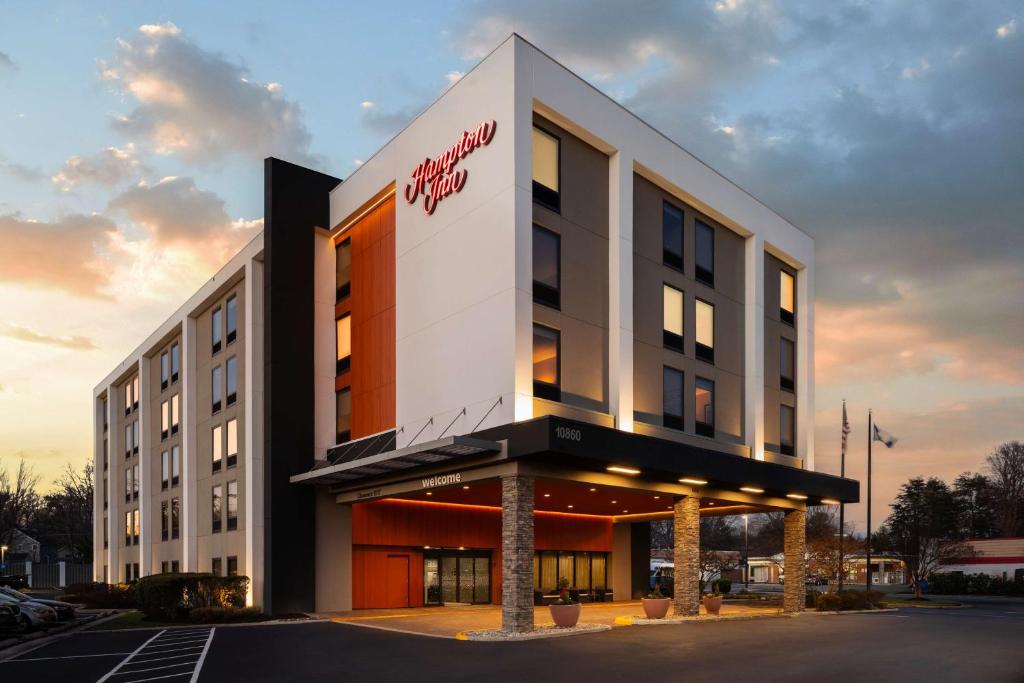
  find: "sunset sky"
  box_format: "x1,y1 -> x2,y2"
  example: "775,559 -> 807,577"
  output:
0,1 -> 1020,533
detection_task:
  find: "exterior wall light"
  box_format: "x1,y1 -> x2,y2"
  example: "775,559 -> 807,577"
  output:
679,477 -> 708,485
607,466 -> 641,475
740,486 -> 765,494
786,493 -> 808,500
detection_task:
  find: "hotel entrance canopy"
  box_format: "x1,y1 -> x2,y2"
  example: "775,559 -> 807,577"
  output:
291,416 -> 859,507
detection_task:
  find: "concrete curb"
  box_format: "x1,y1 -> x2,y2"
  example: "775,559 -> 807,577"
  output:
800,608 -> 900,616
889,603 -> 970,610
457,623 -> 613,642
0,611 -> 113,662
619,612 -> 788,626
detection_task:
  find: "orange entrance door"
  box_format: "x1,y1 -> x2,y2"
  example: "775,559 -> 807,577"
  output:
384,555 -> 410,607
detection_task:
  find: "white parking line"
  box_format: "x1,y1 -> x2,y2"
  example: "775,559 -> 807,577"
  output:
95,628 -> 215,683
189,628 -> 215,683
4,652 -> 135,663
96,630 -> 167,683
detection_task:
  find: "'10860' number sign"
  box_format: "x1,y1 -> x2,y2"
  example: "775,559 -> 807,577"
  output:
404,119 -> 497,215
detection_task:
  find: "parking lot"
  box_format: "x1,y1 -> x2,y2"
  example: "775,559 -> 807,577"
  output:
1,599 -> 1022,682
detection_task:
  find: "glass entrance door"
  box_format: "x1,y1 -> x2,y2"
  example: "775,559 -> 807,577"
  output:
423,550 -> 491,605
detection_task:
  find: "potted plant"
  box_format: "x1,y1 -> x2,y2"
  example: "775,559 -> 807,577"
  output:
642,583 -> 671,619
548,577 -> 580,628
703,580 -> 724,616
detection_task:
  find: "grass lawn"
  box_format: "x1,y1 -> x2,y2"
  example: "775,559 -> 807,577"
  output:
85,611 -> 189,631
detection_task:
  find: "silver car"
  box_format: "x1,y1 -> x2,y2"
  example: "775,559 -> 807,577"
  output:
0,592 -> 56,630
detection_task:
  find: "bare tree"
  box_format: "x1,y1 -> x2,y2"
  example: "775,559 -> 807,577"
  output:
986,441 -> 1024,537
32,463 -> 94,562
0,458 -> 40,546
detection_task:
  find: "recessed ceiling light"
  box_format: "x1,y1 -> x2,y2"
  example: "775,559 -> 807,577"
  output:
611,500 -> 617,504
623,510 -> 628,513
653,495 -> 660,500
589,488 -> 596,492
425,492 -> 433,496
679,477 -> 708,486
740,486 -> 765,494
458,546 -> 465,550
424,545 -> 431,549
567,505 -> 574,509
786,493 -> 808,500
708,502 -> 715,506
821,498 -> 840,505
543,493 -> 551,498
463,485 -> 470,490
607,465 -> 641,475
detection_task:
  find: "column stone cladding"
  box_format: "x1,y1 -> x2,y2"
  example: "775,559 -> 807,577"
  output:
784,508 -> 807,613
501,474 -> 534,633
672,495 -> 700,616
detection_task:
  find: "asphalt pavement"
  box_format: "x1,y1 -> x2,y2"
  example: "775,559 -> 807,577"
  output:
1,600 -> 1021,682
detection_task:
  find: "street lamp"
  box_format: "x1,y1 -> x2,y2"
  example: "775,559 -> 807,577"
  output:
743,514 -> 749,591
1,545 -> 7,567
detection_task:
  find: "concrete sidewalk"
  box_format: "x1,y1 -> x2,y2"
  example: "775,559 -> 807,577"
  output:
322,600 -> 783,638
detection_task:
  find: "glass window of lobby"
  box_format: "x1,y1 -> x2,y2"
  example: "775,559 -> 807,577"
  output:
663,284 -> 684,352
532,126 -> 560,212
533,324 -> 560,401
533,225 -> 560,309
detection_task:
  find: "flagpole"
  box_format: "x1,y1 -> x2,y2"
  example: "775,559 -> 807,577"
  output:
838,400 -> 846,592
866,409 -> 873,593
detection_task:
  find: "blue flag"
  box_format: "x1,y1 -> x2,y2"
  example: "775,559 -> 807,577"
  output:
872,423 -> 898,448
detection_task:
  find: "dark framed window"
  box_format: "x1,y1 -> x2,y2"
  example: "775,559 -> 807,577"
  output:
336,315 -> 351,374
170,394 -> 179,435
133,464 -> 139,500
226,419 -> 238,468
133,377 -> 139,412
336,238 -> 351,302
695,219 -> 714,287
160,351 -> 169,390
695,377 -> 715,437
212,425 -> 222,473
227,481 -> 238,531
212,366 -> 222,413
125,511 -> 131,546
532,125 -> 560,212
226,294 -> 237,344
212,307 -> 222,354
212,484 -> 222,533
227,556 -> 238,577
662,366 -> 684,430
161,500 -> 168,541
161,561 -> 168,574
125,467 -> 131,503
132,420 -> 139,455
125,383 -> 132,416
212,557 -> 223,577
132,509 -> 139,545
532,225 -> 561,309
161,400 -> 169,441
171,561 -> 179,573
662,201 -> 683,271
532,324 -> 560,401
171,446 -> 180,488
125,563 -> 131,580
171,342 -> 180,383
336,388 -> 352,444
125,424 -> 131,459
226,356 -> 237,406
780,404 -> 795,456
663,284 -> 684,352
171,497 -> 180,539
695,299 -> 715,364
161,450 -> 169,490
780,270 -> 795,326
780,337 -> 795,392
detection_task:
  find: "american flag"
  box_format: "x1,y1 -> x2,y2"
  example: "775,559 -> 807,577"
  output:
841,400 -> 851,464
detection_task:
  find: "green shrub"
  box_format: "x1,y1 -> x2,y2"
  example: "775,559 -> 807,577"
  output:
816,593 -> 842,611
189,606 -> 263,624
839,590 -> 871,610
62,582 -> 137,609
928,572 -> 1024,596
716,579 -> 732,595
135,573 -> 249,621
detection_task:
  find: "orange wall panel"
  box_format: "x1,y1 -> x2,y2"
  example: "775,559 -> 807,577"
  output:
352,546 -> 424,609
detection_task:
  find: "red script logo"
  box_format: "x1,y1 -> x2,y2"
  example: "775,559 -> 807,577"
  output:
404,119 -> 496,215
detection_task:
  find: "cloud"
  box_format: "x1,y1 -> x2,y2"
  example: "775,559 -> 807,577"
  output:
0,155 -> 46,182
996,18 -> 1017,39
51,144 -> 143,191
0,213 -> 117,297
0,323 -> 96,350
0,51 -> 15,73
100,22 -> 320,165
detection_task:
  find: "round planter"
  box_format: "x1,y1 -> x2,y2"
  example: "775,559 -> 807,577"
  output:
549,602 -> 581,628
641,598 -> 671,619
703,595 -> 723,615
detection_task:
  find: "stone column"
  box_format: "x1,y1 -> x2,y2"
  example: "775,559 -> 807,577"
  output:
501,474 -> 534,633
673,495 -> 700,616
784,509 -> 806,613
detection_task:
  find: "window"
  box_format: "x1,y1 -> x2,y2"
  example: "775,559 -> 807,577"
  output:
532,126 -> 560,212
103,517 -> 108,548
103,483 -> 108,510
133,562 -> 140,580
161,561 -> 168,574
212,557 -> 223,577
170,342 -> 180,383
171,446 -> 180,487
161,400 -> 169,440
103,439 -> 108,471
695,220 -> 714,287
662,366 -> 684,430
132,464 -> 139,500
125,383 -> 132,416
125,467 -> 132,503
132,509 -> 139,545
780,404 -> 795,456
133,420 -> 139,454
161,351 -> 169,390
212,366 -> 222,413
695,299 -> 714,364
532,225 -> 560,308
336,315 -> 351,374
212,484 -> 223,533
780,337 -> 795,392
227,556 -> 238,577
336,389 -> 351,444
161,451 -> 169,490
336,238 -> 351,302
125,563 -> 131,581
226,294 -> 237,344
171,497 -> 180,539
532,324 -> 560,401
125,511 -> 131,546
125,424 -> 132,458
662,201 -> 684,270
663,284 -> 684,352
103,398 -> 108,432
695,377 -> 715,437
161,500 -> 168,541
212,307 -> 222,354
780,270 -> 795,325
171,560 -> 179,573
132,376 -> 139,411
226,357 -> 237,406
227,480 -> 238,531
171,394 -> 179,434
212,425 -> 223,472
226,419 -> 238,468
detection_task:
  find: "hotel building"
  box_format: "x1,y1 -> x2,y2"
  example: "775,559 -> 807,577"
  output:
93,35 -> 858,631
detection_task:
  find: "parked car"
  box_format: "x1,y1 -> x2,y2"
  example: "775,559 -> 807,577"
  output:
0,587 -> 77,621
0,592 -> 56,629
0,603 -> 20,632
0,575 -> 29,589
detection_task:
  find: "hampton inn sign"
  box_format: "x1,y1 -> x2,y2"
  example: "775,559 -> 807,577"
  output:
404,119 -> 497,214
